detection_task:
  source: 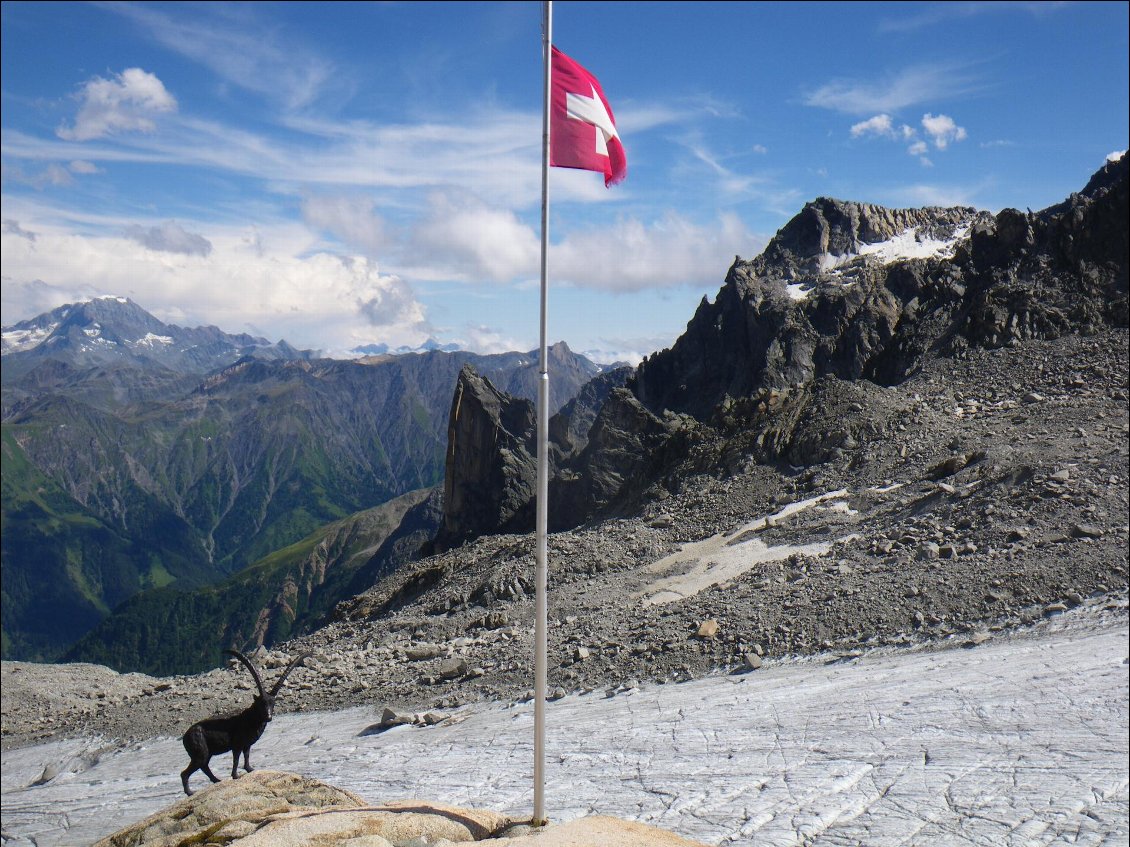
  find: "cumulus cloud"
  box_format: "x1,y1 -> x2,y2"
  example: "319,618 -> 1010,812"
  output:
921,113 -> 967,149
302,195 -> 388,255
57,68 -> 177,141
410,194 -> 540,283
0,224 -> 431,355
457,324 -> 528,356
848,111 -> 967,167
1107,150 -> 1127,162
552,213 -> 760,293
124,221 -> 213,256
355,270 -> 422,327
850,114 -> 895,139
402,201 -> 760,294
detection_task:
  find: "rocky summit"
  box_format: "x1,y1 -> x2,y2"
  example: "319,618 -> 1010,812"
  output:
2,155 -> 1125,758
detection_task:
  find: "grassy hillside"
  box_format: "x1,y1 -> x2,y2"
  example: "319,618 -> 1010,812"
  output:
63,489 -> 439,674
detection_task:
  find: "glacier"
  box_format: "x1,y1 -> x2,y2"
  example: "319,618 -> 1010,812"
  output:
1,604 -> 1126,846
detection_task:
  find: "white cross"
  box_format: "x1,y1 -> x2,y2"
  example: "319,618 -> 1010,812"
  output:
565,84 -> 619,157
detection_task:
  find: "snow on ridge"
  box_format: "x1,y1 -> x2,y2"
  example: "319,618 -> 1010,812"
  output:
857,224 -> 970,263
133,333 -> 174,347
817,224 -> 971,275
1,325 -> 55,353
788,224 -> 972,301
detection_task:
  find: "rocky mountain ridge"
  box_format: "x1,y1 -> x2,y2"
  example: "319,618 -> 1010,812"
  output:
436,155 -> 1128,546
1,296 -> 312,388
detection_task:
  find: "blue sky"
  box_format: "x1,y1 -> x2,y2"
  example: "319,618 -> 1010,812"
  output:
2,1 -> 1126,363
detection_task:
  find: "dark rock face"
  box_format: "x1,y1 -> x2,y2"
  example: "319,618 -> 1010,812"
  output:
434,366 -> 537,551
436,365 -> 636,545
549,365 -> 633,457
550,388 -> 679,529
635,155 -> 1128,421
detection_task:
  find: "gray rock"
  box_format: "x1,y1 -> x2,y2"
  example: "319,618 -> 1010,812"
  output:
437,659 -> 469,681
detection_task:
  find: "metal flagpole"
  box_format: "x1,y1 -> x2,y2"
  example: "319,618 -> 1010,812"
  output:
533,0 -> 552,829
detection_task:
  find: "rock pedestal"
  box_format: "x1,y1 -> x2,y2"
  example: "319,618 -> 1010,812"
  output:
93,770 -> 708,847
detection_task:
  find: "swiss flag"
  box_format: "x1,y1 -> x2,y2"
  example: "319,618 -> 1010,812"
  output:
550,47 -> 626,187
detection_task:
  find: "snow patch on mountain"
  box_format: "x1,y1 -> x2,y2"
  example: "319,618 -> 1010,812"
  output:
1,324 -> 55,353
819,224 -> 971,273
132,333 -> 174,347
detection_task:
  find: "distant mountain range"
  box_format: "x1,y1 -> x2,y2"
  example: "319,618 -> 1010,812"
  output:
2,295 -> 313,374
1,298 -> 603,664
351,338 -> 463,356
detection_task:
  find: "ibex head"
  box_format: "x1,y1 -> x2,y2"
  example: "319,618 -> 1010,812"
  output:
224,649 -> 310,721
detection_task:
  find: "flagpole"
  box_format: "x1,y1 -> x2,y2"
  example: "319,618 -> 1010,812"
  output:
533,0 -> 552,829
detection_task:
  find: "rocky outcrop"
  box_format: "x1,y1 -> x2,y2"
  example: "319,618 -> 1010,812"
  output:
548,365 -> 633,457
635,154 -> 1128,421
550,389 -> 685,529
92,769 -> 707,847
435,366 -> 538,551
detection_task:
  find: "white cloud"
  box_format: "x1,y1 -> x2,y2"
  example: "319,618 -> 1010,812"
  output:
457,324 -> 528,356
878,2 -> 1069,34
0,223 -> 430,355
850,114 -> 896,139
886,182 -> 982,208
68,160 -> 101,174
123,221 -> 213,256
804,63 -> 982,115
104,3 -> 334,111
57,68 -> 177,142
552,213 -> 761,293
921,113 -> 967,149
847,112 -> 967,167
1107,150 -> 1127,162
302,195 -> 388,255
3,162 -> 75,189
410,194 -> 540,283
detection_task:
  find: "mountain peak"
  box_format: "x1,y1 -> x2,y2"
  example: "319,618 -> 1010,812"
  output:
760,197 -> 987,278
1,298 -> 313,378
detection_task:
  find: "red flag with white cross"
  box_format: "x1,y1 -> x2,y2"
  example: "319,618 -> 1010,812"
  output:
550,46 -> 627,187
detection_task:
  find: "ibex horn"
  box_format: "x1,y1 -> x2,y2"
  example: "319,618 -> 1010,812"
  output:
224,649 -> 267,700
270,651 -> 311,697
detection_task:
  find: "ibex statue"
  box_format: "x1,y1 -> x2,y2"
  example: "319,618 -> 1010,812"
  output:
180,648 -> 310,795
